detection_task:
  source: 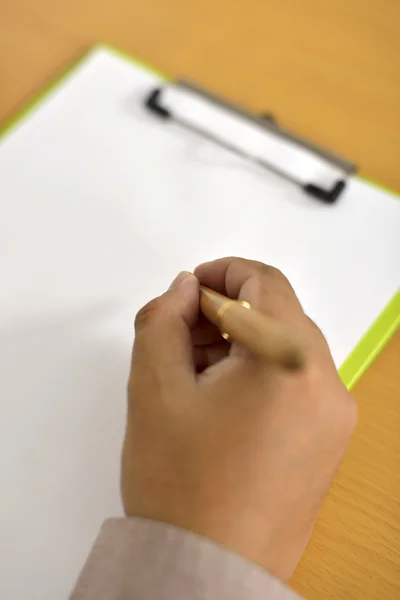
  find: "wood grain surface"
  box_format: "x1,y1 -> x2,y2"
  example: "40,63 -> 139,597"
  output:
1,1 -> 399,598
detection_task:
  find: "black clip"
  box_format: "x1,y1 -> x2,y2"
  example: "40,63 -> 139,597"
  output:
146,88 -> 171,119
145,83 -> 356,203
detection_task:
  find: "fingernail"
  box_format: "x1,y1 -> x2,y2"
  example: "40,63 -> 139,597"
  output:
169,271 -> 192,290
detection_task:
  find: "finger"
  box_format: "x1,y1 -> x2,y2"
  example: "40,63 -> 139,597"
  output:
132,272 -> 199,387
193,341 -> 230,372
196,258 -> 304,360
191,315 -> 223,346
195,257 -> 303,323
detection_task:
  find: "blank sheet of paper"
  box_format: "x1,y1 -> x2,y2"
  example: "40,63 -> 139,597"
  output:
0,47 -> 399,599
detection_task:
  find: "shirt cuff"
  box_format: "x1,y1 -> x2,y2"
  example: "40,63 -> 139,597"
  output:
70,517 -> 303,600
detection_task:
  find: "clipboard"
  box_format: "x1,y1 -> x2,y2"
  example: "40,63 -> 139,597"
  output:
1,44 -> 397,387
0,45 -> 399,600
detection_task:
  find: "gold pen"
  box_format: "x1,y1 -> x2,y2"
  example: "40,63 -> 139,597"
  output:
199,286 -> 306,371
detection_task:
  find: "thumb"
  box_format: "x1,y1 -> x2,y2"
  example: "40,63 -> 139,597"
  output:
132,272 -> 199,385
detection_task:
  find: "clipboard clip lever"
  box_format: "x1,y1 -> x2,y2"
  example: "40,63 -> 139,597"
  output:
145,82 -> 356,203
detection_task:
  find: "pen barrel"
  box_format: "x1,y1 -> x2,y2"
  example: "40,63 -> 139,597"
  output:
200,286 -> 305,370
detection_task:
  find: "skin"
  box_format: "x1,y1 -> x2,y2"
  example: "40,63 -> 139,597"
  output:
122,257 -> 357,581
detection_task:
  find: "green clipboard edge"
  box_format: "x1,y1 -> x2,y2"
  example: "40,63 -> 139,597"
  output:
1,44 -> 399,390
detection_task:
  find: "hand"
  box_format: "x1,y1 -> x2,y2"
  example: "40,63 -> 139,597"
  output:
122,258 -> 357,581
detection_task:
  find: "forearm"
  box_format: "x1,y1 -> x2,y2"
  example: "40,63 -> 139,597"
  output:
70,518 -> 302,600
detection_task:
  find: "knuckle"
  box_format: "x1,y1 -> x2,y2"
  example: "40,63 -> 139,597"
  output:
305,316 -> 330,346
251,261 -> 295,294
134,296 -> 164,331
249,263 -> 302,313
236,258 -> 286,279
251,261 -> 287,281
306,316 -> 324,337
227,258 -> 293,289
256,262 -> 282,278
222,257 -> 292,286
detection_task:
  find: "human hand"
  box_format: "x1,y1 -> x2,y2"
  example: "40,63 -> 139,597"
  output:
122,258 -> 357,581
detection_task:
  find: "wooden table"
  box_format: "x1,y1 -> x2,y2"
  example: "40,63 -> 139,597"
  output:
1,1 -> 399,598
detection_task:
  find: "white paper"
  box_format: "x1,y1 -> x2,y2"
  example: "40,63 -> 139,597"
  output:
0,46 -> 399,599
